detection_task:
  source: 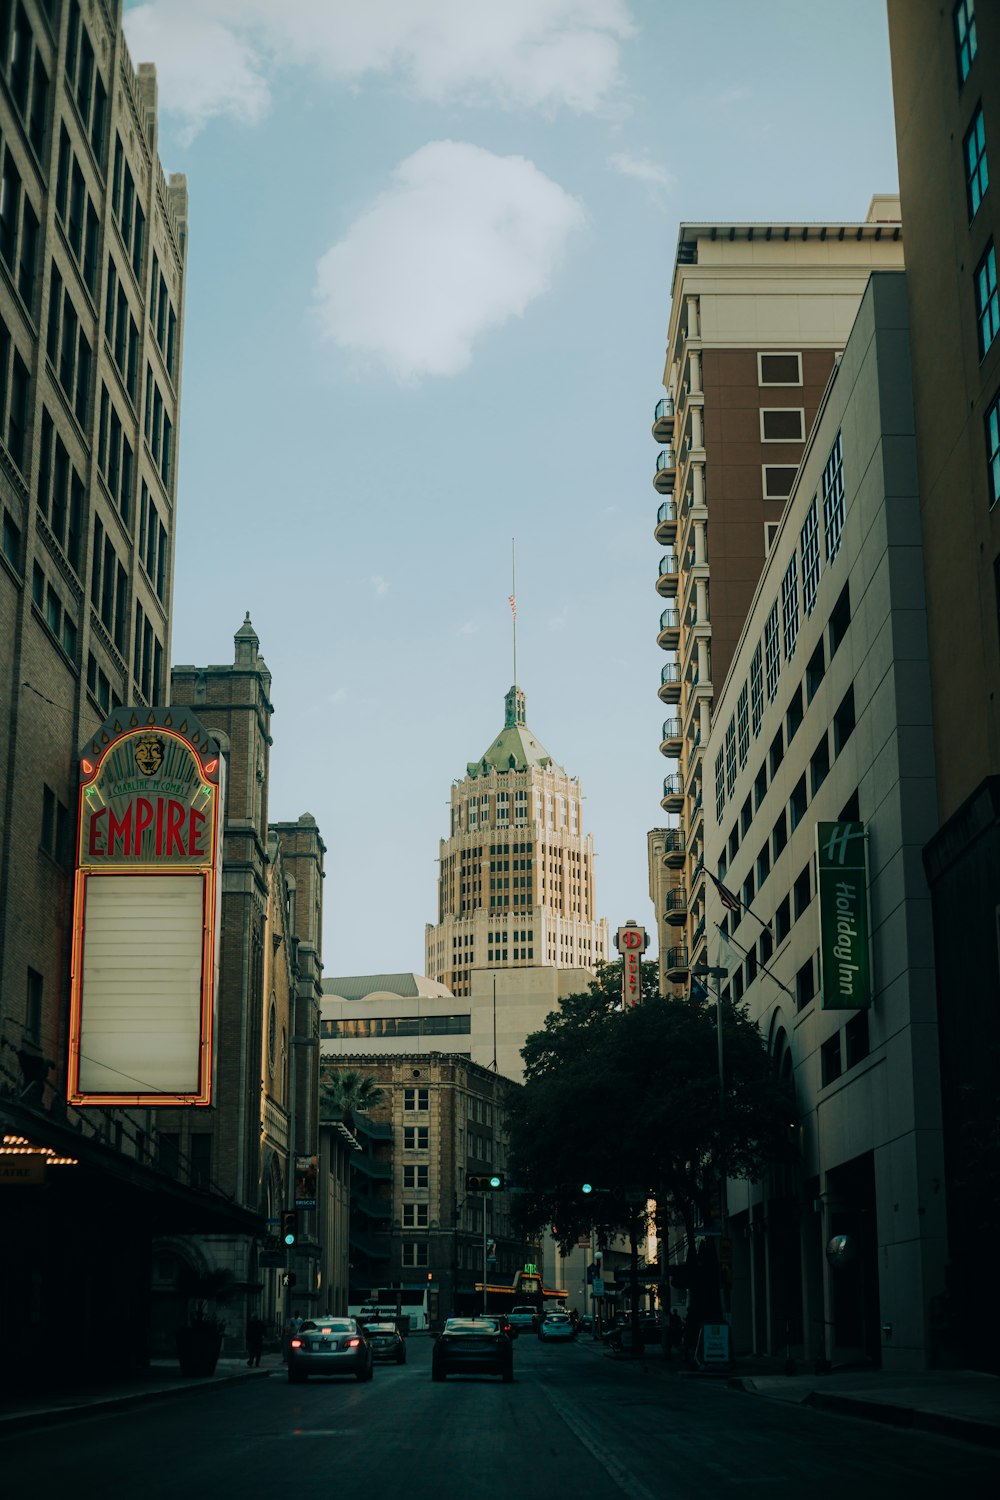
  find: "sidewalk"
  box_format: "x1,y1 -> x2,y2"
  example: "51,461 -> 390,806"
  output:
581,1336 -> 1000,1449
0,1353 -> 283,1435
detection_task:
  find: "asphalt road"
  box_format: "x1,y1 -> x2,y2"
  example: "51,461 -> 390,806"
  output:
1,1336 -> 994,1498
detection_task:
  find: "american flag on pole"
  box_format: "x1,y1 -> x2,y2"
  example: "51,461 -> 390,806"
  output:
508,595 -> 517,618
709,870 -> 741,914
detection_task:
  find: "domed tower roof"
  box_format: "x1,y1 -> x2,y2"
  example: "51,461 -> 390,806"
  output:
466,685 -> 565,778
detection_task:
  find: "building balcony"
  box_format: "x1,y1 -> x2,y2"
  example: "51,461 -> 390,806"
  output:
352,1155 -> 393,1180
651,396 -> 675,443
653,449 -> 677,494
657,608 -> 680,650
354,1115 -> 393,1140
692,913 -> 706,949
654,498 -> 678,546
661,774 -> 684,812
664,886 -> 688,926
665,945 -> 690,981
660,717 -> 682,756
656,553 -> 680,597
691,852 -> 706,887
659,662 -> 681,703
661,829 -> 686,868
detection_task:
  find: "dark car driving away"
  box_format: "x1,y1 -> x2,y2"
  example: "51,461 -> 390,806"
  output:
365,1321 -> 406,1363
432,1317 -> 514,1382
288,1317 -> 374,1383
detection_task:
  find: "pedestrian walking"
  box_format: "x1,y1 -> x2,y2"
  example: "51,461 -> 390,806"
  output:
246,1314 -> 265,1367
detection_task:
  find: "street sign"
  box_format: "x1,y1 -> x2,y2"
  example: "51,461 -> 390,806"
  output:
578,1235 -> 591,1248
592,1278 -> 605,1297
697,1322 -> 730,1366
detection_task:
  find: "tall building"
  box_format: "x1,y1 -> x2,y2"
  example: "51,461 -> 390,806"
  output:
704,272 -> 946,1371
649,206 -> 904,992
425,684 -> 609,995
886,0 -> 1000,1367
0,5 -> 194,1386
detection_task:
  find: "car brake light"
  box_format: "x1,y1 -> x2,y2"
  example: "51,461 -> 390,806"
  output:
290,1339 -> 302,1349
347,1337 -> 360,1347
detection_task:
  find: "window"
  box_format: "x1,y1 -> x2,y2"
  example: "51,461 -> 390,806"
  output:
954,0 -> 977,84
403,1126 -> 428,1151
26,967 -> 42,1041
765,599 -> 781,700
737,683 -> 750,769
796,955 -> 816,1011
0,153 -> 19,271
760,408 -> 805,442
750,642 -> 764,737
764,521 -> 780,554
403,1164 -> 428,1190
740,795 -> 752,838
190,1135 -> 211,1189
782,558 -> 800,662
764,465 -> 798,499
759,927 -> 773,967
821,1031 -> 842,1085
742,870 -> 754,908
840,788 -> 861,824
404,1088 -> 428,1112
18,196 -> 37,309
793,864 -> 811,920
728,824 -> 740,862
715,749 -> 725,822
822,432 -> 845,562
845,1011 -> 870,1069
2,507 -> 20,568
800,495 -> 821,616
829,581 -> 851,656
988,391 -> 1000,508
756,842 -> 770,888
758,352 -> 802,386
725,716 -> 737,798
29,54 -> 48,157
402,1242 -> 428,1268
806,640 -> 825,703
965,106 -> 989,220
775,896 -> 791,944
810,732 -> 830,795
786,684 -> 803,744
833,685 -> 856,755
754,762 -> 767,811
402,1203 -> 429,1229
769,727 -> 784,778
7,351 -> 28,470
975,242 -> 998,359
789,774 -> 807,831
9,4 -> 31,114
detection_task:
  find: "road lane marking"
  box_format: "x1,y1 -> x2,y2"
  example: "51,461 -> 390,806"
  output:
540,1383 -> 660,1500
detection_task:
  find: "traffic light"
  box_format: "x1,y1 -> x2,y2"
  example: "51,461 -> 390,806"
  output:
281,1209 -> 298,1247
581,1182 -> 593,1195
466,1171 -> 506,1191
551,1223 -> 560,1239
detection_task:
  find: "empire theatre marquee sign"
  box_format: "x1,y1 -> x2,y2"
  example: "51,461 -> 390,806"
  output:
67,710 -> 224,1108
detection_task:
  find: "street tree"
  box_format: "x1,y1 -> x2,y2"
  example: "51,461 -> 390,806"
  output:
509,960 -> 794,1340
319,1067 -> 384,1130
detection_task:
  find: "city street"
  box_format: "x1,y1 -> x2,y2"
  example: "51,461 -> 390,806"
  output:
0,1337 -> 993,1498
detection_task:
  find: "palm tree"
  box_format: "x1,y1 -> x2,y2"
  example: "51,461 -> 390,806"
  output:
320,1068 -> 384,1129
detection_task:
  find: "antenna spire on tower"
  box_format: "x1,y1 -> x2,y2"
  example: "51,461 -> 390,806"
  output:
508,537 -> 517,685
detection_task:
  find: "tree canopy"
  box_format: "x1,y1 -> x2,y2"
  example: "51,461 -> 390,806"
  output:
509,961 -> 794,1255
319,1067 -> 384,1126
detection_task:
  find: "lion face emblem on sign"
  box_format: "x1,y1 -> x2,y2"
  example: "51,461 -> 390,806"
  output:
134,734 -> 165,777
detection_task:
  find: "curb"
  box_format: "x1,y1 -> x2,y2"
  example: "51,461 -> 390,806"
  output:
804,1391 -> 1000,1451
0,1368 -> 272,1436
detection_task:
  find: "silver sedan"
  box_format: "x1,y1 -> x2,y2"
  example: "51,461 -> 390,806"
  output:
288,1318 -> 374,1383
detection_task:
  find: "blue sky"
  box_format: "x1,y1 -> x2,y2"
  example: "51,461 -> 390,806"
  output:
122,1 -> 900,976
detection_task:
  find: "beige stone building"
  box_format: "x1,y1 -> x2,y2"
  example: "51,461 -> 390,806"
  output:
649,205 -> 904,994
704,273 -> 946,1371
426,683 -> 608,994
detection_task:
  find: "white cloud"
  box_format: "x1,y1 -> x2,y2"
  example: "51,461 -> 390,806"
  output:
313,141 -> 586,381
371,575 -> 389,597
608,151 -> 674,191
123,0 -> 633,138
457,619 -> 481,635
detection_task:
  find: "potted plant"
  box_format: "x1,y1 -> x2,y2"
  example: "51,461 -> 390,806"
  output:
174,1266 -> 237,1377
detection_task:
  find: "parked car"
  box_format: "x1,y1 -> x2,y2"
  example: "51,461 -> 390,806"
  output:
538,1312 -> 576,1343
432,1317 -> 514,1382
507,1305 -> 540,1333
579,1315 -> 594,1332
288,1317 -> 374,1383
365,1321 -> 406,1363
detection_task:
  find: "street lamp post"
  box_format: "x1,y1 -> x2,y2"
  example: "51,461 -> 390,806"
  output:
691,963 -> 730,1339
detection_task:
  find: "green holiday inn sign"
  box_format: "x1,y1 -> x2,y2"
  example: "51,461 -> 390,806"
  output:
816,821 -> 871,1009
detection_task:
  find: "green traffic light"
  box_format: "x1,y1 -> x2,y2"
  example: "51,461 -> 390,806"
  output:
283,1231 -> 295,1245
582,1182 -> 593,1194
489,1174 -> 501,1188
